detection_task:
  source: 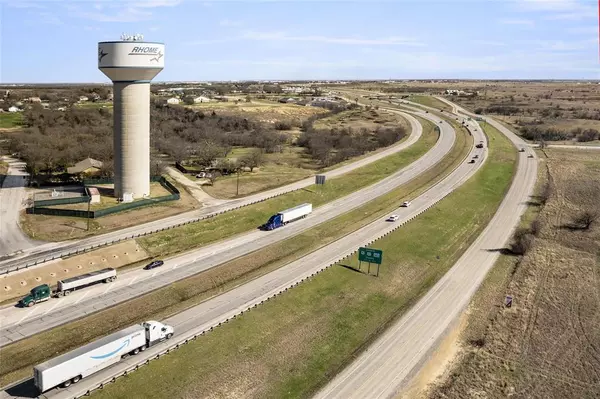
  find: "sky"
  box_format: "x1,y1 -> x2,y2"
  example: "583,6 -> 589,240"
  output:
1,0 -> 599,83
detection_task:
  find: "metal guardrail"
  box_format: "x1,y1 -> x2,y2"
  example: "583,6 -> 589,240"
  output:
3,188 -> 302,276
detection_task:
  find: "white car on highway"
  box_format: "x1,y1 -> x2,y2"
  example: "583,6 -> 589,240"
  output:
401,201 -> 411,207
387,215 -> 400,222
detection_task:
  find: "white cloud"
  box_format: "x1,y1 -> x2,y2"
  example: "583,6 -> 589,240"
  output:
64,0 -> 181,22
240,31 -> 424,46
219,19 -> 242,27
498,18 -> 535,26
5,2 -> 46,9
38,11 -> 63,25
129,0 -> 182,8
517,0 -> 595,20
471,40 -> 507,46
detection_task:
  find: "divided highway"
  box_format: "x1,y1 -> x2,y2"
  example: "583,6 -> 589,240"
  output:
0,110 -> 423,272
1,110 -> 485,399
314,100 -> 538,399
0,110 -> 453,347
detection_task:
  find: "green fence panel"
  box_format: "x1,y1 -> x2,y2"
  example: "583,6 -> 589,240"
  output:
34,196 -> 89,207
92,194 -> 179,218
27,207 -> 92,218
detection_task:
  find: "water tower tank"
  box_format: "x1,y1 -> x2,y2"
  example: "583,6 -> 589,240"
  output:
98,37 -> 165,200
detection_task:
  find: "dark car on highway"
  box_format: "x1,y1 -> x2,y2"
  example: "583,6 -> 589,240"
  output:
144,260 -> 164,270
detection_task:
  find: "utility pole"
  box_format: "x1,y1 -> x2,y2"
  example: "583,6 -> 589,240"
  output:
86,197 -> 92,231
236,168 -> 241,196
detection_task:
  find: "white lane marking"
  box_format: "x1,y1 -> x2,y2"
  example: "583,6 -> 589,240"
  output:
17,307 -> 39,324
42,299 -> 63,316
74,291 -> 91,305
128,276 -> 138,286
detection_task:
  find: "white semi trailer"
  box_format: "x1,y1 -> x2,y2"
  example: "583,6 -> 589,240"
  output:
33,320 -> 174,393
262,203 -> 313,230
56,267 -> 117,296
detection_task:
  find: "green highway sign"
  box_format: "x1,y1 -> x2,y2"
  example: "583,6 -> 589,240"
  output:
358,247 -> 383,265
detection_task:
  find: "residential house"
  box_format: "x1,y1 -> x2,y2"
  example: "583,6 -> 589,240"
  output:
56,107 -> 66,112
67,158 -> 104,175
41,102 -> 50,109
27,97 -> 42,103
8,106 -> 20,113
193,96 -> 211,103
166,97 -> 180,105
79,96 -> 89,102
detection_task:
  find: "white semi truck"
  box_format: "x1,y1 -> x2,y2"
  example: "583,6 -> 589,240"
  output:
262,203 -> 313,230
33,320 -> 174,393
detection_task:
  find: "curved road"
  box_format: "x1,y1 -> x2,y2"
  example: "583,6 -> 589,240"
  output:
0,111 -> 450,347
314,100 -> 537,399
1,109 -> 485,399
0,110 -> 422,273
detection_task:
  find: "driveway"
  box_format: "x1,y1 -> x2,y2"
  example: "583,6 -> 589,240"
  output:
0,156 -> 39,257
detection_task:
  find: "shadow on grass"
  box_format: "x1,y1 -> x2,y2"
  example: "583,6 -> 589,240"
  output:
337,263 -> 365,274
558,223 -> 589,232
485,247 -> 518,256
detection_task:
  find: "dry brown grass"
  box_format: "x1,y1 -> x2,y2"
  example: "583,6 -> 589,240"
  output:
19,179 -> 198,242
1,241 -> 148,302
429,148 -> 600,399
340,81 -> 600,141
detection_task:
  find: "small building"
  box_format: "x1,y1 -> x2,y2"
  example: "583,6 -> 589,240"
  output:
79,96 -> 89,102
193,96 -> 211,103
8,106 -> 20,113
88,187 -> 101,204
41,102 -> 50,109
27,97 -> 42,103
56,107 -> 66,112
67,158 -> 104,175
166,97 -> 180,105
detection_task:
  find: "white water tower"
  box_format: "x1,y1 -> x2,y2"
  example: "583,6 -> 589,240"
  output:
98,34 -> 165,201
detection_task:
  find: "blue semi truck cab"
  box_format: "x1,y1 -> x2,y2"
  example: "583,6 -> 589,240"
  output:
262,203 -> 313,231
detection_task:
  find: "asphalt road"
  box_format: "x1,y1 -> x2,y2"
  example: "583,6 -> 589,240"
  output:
0,112 -> 485,399
313,100 -> 538,399
0,110 -> 459,347
0,157 -> 39,257
0,110 -> 423,273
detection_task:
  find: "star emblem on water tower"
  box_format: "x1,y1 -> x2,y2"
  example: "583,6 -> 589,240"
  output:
98,48 -> 108,63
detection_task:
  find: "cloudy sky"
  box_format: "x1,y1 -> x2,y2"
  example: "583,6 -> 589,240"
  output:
1,0 -> 598,82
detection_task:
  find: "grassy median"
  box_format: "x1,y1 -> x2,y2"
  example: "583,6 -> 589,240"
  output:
0,116 -> 463,387
82,114 -> 516,398
138,118 -> 438,257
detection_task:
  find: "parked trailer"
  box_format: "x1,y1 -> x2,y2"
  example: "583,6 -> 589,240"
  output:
262,203 -> 312,230
19,268 -> 118,307
56,267 -> 117,296
34,320 -> 174,393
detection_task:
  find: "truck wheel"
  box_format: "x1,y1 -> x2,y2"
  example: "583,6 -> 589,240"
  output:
140,345 -> 147,351
64,290 -> 71,296
27,301 -> 34,307
132,348 -> 140,355
62,379 -> 72,388
72,375 -> 81,384
166,333 -> 173,339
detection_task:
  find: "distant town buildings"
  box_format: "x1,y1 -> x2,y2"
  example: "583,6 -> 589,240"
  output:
167,97 -> 180,105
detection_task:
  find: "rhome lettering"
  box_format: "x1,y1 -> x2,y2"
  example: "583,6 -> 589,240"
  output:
129,47 -> 160,54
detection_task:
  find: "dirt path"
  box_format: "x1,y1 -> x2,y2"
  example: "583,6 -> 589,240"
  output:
164,167 -> 229,207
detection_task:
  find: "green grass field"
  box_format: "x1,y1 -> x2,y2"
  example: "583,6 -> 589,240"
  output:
408,95 -> 453,112
138,122 -> 438,257
0,112 -> 23,128
86,117 -> 517,398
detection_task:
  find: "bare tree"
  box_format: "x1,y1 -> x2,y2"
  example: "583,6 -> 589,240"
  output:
207,171 -> 221,186
572,211 -> 598,230
240,149 -> 264,172
510,228 -> 534,255
538,140 -> 547,149
196,140 -> 225,168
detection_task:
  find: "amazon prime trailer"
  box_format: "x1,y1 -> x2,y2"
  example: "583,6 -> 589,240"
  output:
33,320 -> 174,393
